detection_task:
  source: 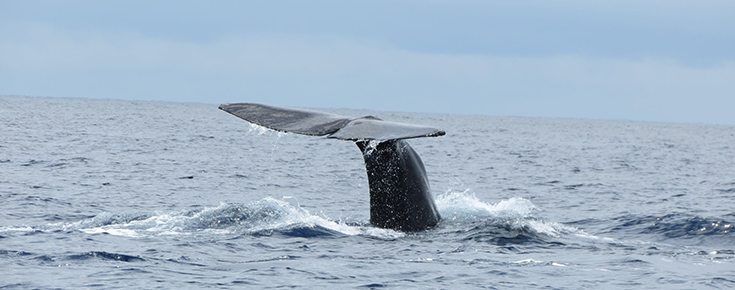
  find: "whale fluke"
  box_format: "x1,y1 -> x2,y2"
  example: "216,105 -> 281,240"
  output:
219,102 -> 444,231
219,103 -> 445,141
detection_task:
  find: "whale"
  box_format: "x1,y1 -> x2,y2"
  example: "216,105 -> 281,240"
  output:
219,103 -> 444,231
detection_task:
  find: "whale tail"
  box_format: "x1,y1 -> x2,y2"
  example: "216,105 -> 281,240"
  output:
219,103 -> 444,231
218,103 -> 445,141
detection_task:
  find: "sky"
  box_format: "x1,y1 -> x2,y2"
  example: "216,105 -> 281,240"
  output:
1,0 -> 734,125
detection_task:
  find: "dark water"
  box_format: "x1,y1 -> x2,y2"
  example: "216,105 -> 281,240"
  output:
1,95 -> 733,289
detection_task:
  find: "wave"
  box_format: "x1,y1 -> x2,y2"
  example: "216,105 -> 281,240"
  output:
606,213 -> 733,247
0,249 -> 145,264
66,251 -> 145,262
1,191 -> 575,245
42,197 -> 405,240
435,189 -> 578,244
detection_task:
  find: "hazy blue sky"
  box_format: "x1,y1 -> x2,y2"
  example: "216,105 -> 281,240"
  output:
2,1 -> 734,124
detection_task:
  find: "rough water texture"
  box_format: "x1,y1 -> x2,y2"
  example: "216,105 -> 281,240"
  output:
1,95 -> 733,289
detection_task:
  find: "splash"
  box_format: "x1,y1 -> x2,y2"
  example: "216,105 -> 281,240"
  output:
361,139 -> 381,155
1,192 -> 575,241
436,189 -> 576,238
436,189 -> 536,221
248,123 -> 271,136
247,123 -> 289,138
34,197 -> 404,240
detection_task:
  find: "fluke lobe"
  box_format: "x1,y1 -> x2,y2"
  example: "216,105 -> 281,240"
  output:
219,103 -> 444,231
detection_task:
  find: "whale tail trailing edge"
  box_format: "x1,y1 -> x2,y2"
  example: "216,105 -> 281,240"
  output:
219,103 -> 445,141
219,102 -> 444,231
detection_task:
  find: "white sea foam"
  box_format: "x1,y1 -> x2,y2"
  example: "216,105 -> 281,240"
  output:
60,197 -> 403,239
436,189 -> 536,220
436,189 -> 577,237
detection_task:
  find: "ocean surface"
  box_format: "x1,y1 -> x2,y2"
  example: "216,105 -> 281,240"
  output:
1,95 -> 733,289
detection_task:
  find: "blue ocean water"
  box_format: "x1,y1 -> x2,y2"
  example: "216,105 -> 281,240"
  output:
1,95 -> 733,289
